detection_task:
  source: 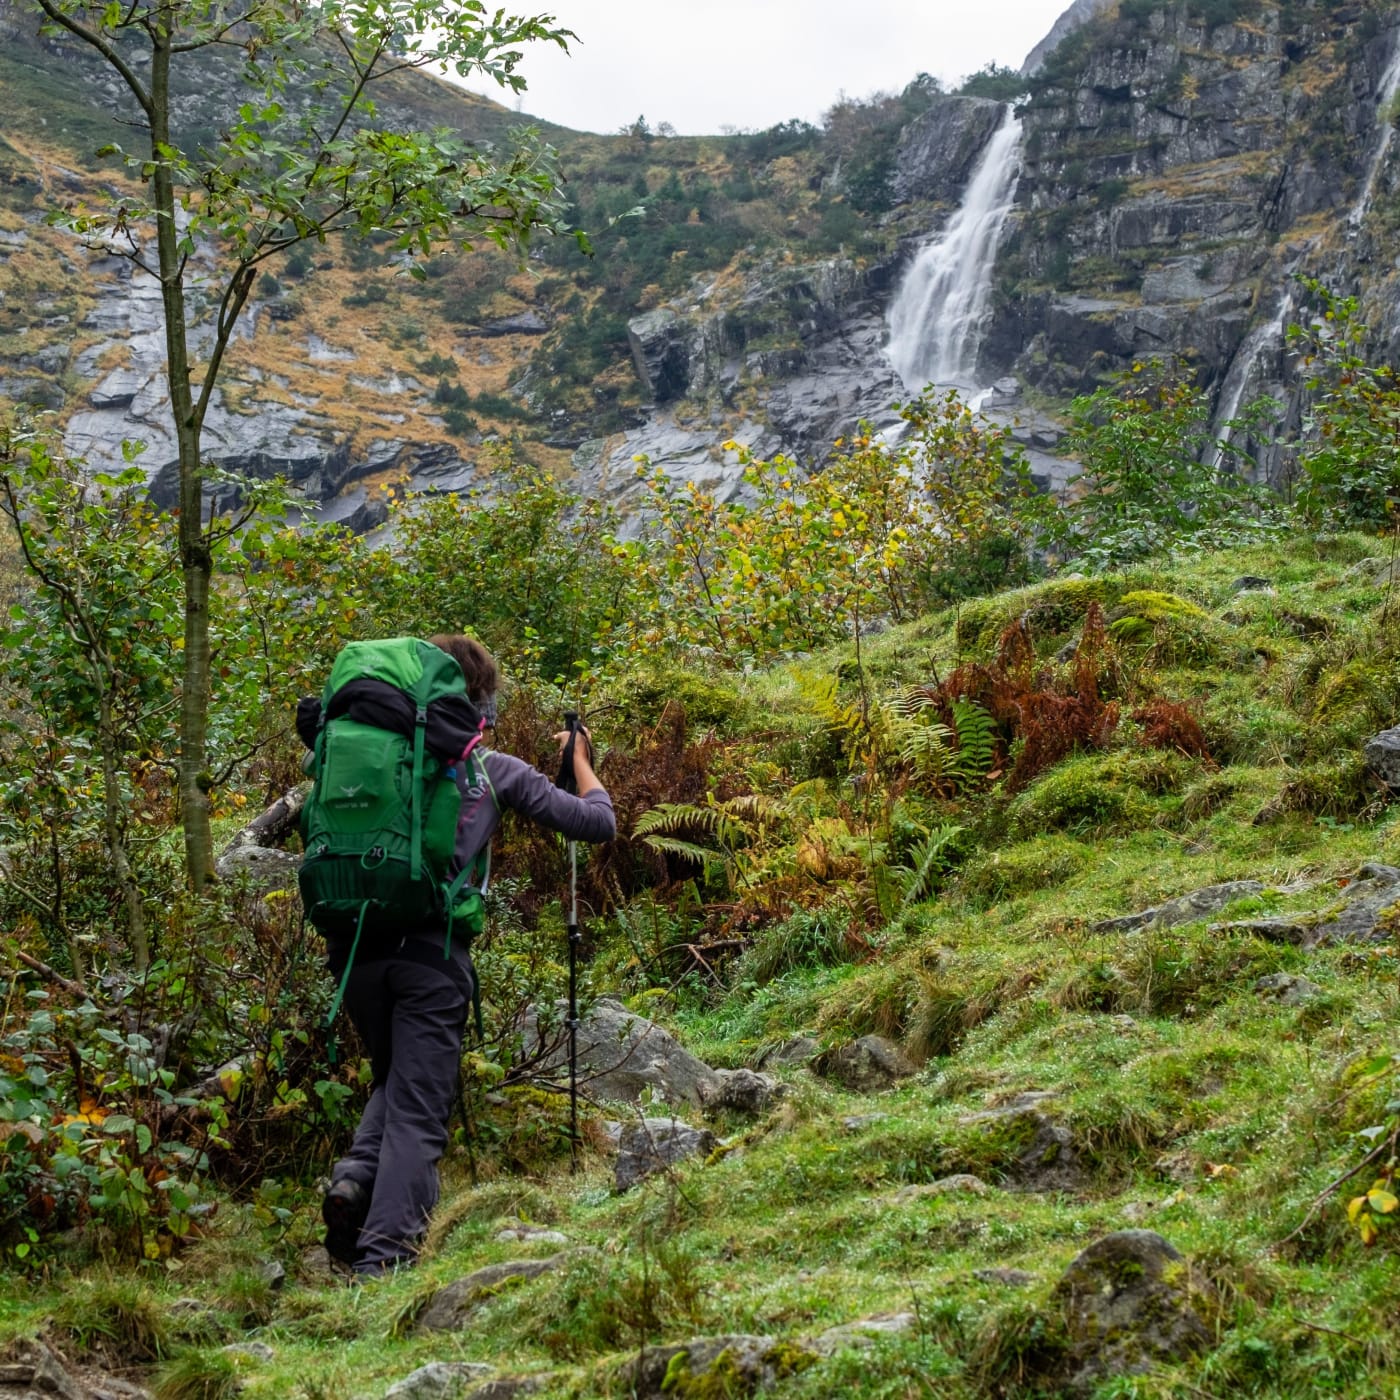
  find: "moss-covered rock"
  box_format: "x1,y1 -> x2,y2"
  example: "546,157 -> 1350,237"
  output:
955,576 -> 1122,655
1054,1230 -> 1217,1390
1007,750 -> 1194,838
957,834 -> 1092,907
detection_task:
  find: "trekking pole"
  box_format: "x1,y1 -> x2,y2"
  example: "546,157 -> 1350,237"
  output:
556,712 -> 584,1174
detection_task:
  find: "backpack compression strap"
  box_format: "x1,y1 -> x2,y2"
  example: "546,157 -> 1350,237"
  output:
409,706 -> 428,881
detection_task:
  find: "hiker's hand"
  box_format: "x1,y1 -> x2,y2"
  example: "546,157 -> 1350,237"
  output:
554,726 -> 601,797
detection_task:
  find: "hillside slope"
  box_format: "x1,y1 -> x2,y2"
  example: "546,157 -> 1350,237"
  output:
1,531 -> 1398,1399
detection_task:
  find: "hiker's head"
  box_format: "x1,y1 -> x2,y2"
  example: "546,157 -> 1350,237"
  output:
431,634 -> 499,724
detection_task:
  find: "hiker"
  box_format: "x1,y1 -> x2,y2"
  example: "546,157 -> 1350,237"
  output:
314,634 -> 615,1278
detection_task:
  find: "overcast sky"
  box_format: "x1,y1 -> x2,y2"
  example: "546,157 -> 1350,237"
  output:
461,0 -> 1074,135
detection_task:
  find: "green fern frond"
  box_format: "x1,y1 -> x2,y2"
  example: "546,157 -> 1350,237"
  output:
638,834 -> 720,868
896,685 -> 941,717
633,802 -> 718,840
723,794 -> 784,826
898,716 -> 955,780
897,822 -> 965,912
792,669 -> 865,738
949,699 -> 997,788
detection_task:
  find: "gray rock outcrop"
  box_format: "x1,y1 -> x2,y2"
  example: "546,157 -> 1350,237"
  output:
0,1339 -> 153,1400
519,997 -> 721,1109
754,1035 -> 819,1069
415,1257 -> 568,1333
1093,880 -> 1265,934
385,1363 -> 494,1400
1363,728 -> 1400,792
1055,1230 -> 1217,1389
1218,863 -> 1400,949
1253,972 -> 1323,1005
705,1067 -> 781,1116
812,1036 -> 917,1092
808,1313 -> 916,1356
623,1335 -> 811,1398
889,1173 -> 991,1204
961,1092 -> 1081,1192
891,97 -> 1006,205
614,1117 -> 717,1192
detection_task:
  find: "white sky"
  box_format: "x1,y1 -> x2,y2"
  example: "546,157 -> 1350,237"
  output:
462,0 -> 1074,135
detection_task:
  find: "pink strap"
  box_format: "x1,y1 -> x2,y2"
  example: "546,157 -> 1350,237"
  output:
459,717 -> 486,763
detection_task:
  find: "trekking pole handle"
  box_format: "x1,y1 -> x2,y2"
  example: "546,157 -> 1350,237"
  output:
556,712 -> 593,795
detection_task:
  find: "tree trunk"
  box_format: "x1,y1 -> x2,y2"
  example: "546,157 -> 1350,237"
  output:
98,693 -> 149,971
150,31 -> 214,889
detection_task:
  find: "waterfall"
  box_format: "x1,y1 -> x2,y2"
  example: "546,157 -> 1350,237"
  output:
886,107 -> 1024,392
1349,32 -> 1400,227
1210,287 -> 1295,463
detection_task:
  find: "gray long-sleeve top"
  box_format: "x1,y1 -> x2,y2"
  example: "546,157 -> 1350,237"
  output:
325,749 -> 613,977
455,749 -> 615,883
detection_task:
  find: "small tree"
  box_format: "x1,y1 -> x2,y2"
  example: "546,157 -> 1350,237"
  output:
1291,278 -> 1400,532
1,420 -> 182,972
28,0 -> 580,887
1043,360 -> 1283,570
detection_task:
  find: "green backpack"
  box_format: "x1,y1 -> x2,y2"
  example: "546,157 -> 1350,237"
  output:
297,638 -> 490,1018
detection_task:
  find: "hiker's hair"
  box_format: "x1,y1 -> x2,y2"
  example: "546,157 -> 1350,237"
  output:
431,634 -> 499,703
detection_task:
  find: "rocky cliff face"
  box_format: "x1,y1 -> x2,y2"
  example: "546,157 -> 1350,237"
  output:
6,0 -> 1400,513
978,0 -> 1400,476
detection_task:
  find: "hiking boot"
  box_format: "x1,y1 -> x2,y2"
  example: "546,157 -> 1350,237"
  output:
322,1179 -> 369,1266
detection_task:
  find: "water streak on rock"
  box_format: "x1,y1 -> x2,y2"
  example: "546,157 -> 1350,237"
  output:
1349,32 -> 1400,227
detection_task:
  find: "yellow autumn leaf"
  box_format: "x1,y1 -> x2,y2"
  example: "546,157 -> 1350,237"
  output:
1367,1188 -> 1398,1214
1348,1194 -> 1368,1223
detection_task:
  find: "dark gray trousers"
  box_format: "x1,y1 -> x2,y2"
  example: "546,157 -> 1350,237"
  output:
330,941 -> 470,1273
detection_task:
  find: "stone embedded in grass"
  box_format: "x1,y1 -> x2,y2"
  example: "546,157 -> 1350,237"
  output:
1092,879 -> 1265,933
1229,575 -> 1274,594
811,1035 -> 917,1092
518,998 -> 722,1109
808,1312 -> 916,1355
614,1117 -> 718,1192
960,1093 -> 1082,1192
1253,972 -> 1324,1004
703,1067 -> 782,1116
1363,727 -> 1400,791
0,1339 -> 88,1399
461,1382 -> 548,1400
623,1335 -> 816,1397
222,1341 -> 276,1363
1216,862 -> 1400,949
754,1035 -> 819,1069
842,1113 -> 890,1131
384,1361 -> 494,1399
1054,1229 -> 1217,1390
493,1220 -> 569,1247
972,1267 -> 1036,1287
888,1173 -> 991,1203
415,1258 -> 571,1332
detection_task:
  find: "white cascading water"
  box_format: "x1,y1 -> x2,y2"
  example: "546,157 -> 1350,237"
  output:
1209,286 -> 1295,462
1349,32 -> 1400,227
886,106 -> 1024,391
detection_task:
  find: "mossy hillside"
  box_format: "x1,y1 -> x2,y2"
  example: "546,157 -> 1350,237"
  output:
2,533 -> 1399,1398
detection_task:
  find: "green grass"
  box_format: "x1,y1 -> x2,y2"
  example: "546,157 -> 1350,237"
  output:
4,534 -> 1400,1397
